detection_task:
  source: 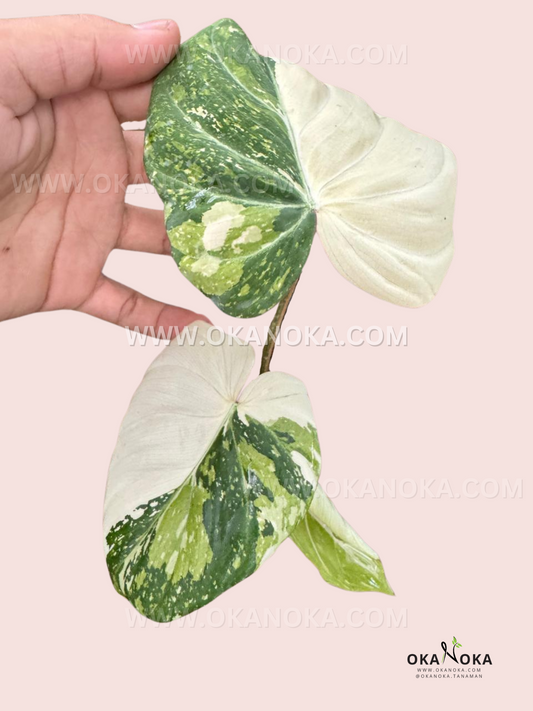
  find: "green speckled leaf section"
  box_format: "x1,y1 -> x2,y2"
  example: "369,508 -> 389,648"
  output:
291,485 -> 394,595
145,18 -> 316,317
106,411 -> 320,622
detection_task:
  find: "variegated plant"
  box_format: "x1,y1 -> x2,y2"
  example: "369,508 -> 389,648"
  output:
104,19 -> 457,621
145,18 -> 457,317
104,323 -> 391,621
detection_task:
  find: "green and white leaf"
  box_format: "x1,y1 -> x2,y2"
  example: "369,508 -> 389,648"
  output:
291,485 -> 393,595
145,18 -> 457,316
104,322 -> 320,621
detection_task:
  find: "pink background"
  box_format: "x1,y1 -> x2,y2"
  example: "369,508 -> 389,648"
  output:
1,2 -> 530,709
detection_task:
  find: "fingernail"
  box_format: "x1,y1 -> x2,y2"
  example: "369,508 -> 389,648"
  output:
133,19 -> 174,31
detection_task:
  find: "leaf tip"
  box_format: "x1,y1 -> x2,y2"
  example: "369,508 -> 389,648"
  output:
376,560 -> 395,596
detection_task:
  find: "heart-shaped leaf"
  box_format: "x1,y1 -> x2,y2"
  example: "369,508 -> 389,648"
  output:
104,322 -> 320,621
291,484 -> 393,594
145,19 -> 457,317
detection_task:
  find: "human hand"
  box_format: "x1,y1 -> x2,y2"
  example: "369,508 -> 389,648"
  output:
0,14 -> 208,333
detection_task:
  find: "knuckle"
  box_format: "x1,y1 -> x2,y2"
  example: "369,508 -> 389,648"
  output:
117,290 -> 141,326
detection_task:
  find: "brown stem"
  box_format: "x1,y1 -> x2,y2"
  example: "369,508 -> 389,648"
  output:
260,278 -> 299,374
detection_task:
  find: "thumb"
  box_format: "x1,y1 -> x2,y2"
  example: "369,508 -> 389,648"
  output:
0,14 -> 180,115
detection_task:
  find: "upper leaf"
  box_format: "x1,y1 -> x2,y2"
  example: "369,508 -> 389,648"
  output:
291,485 -> 393,594
104,322 -> 320,621
146,19 -> 457,316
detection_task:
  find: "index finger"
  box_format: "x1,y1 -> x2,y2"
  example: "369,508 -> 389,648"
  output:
0,14 -> 180,115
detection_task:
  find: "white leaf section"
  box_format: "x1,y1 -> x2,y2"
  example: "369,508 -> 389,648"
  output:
238,371 -> 315,428
104,322 -> 317,535
275,61 -> 457,307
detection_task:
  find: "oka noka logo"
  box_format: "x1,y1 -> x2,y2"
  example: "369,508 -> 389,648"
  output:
407,636 -> 492,666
